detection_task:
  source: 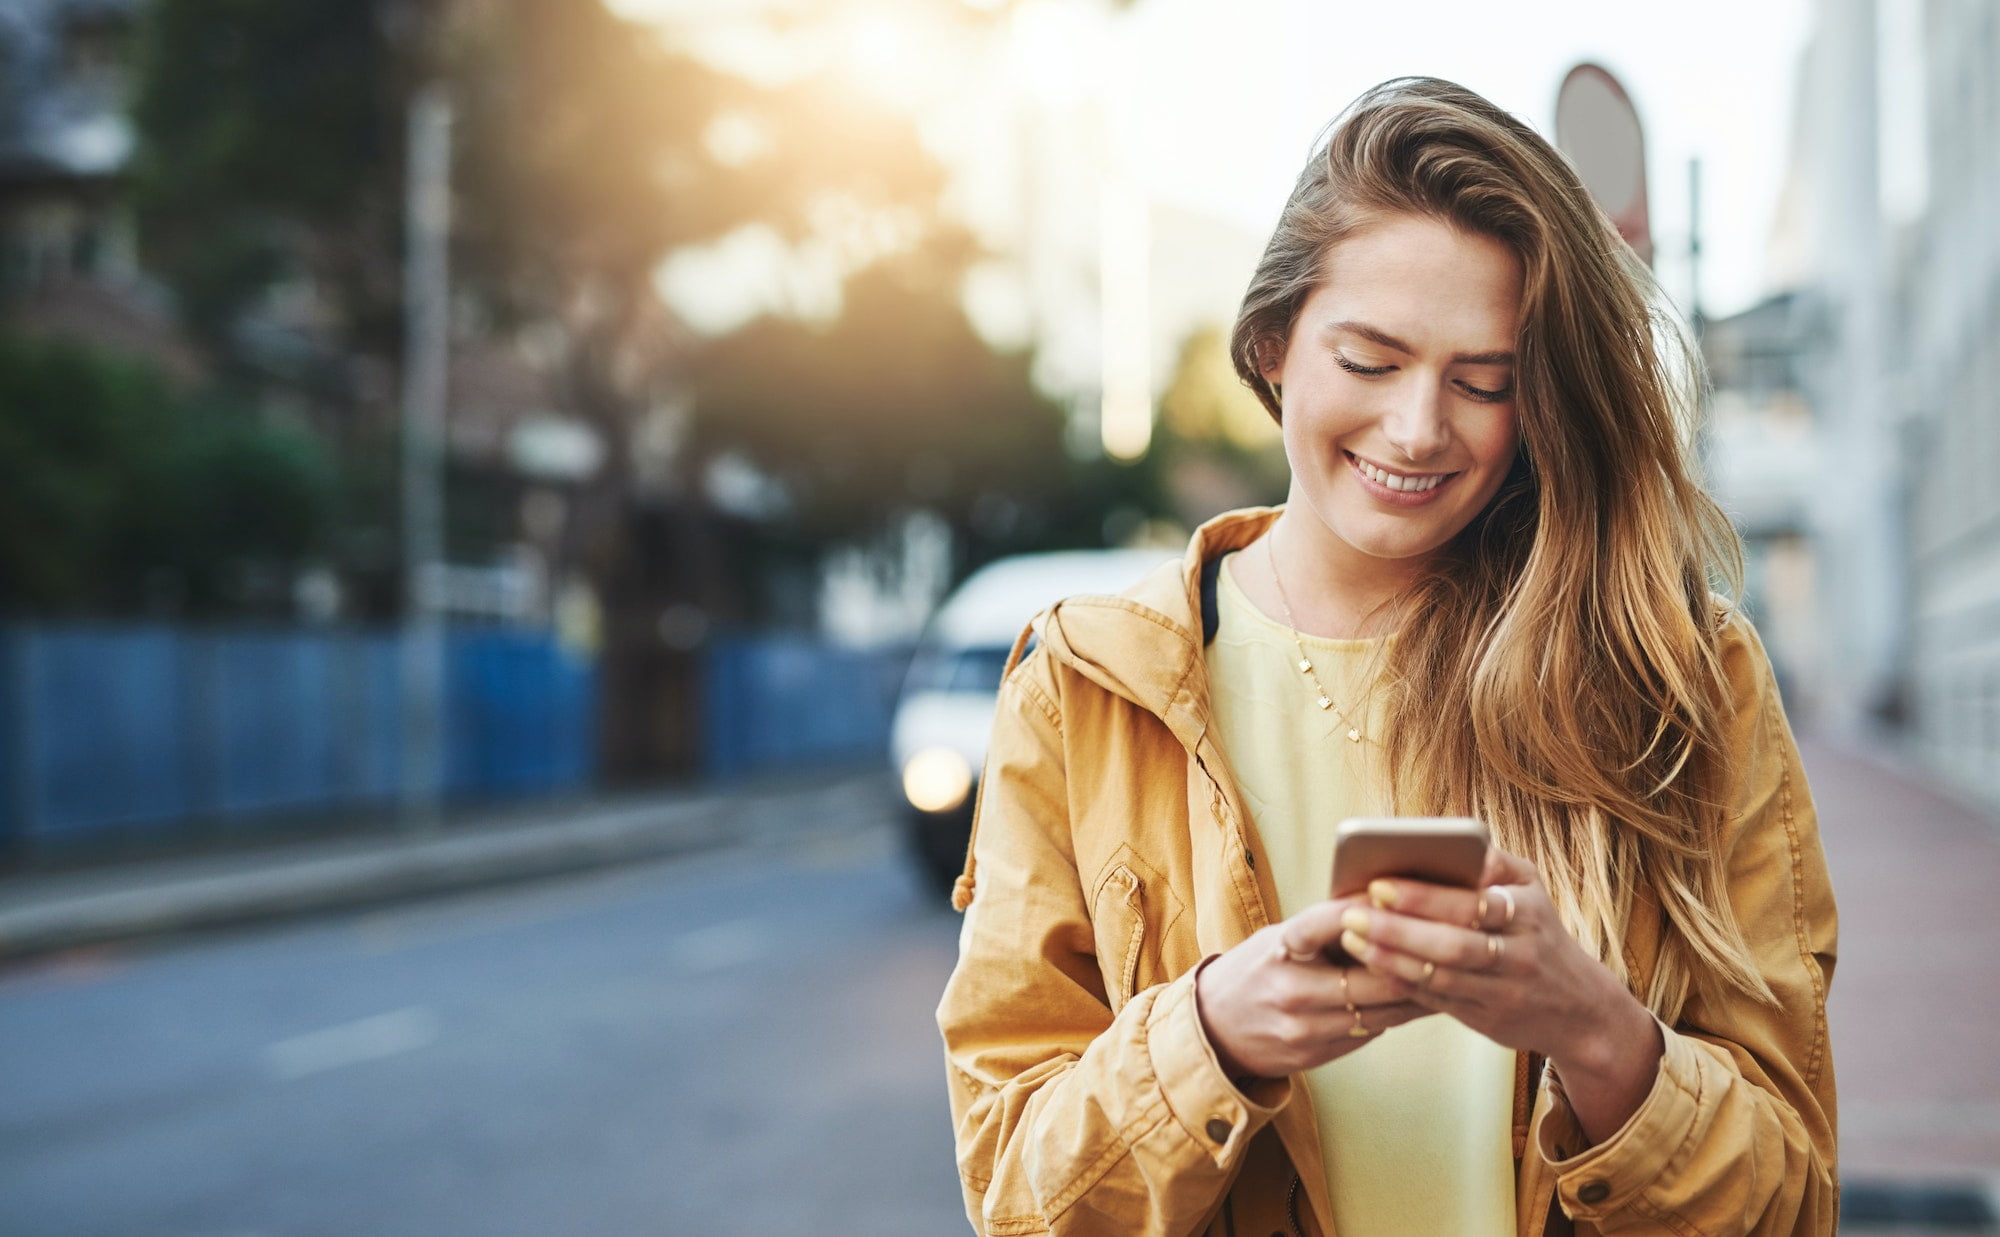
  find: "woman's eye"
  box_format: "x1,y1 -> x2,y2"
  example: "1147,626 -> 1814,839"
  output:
1333,354 -> 1390,376
1458,381 -> 1514,403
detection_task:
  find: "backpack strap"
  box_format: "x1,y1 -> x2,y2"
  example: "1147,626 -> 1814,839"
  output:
1201,550 -> 1236,646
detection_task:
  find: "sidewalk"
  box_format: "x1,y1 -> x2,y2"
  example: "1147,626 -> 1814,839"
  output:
0,769 -> 894,962
1801,731 -> 2000,1227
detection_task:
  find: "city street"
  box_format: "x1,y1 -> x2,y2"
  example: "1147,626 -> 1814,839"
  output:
1,734 -> 1996,1235
0,790 -> 969,1236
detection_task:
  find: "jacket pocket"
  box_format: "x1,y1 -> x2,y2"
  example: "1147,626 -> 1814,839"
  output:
1092,863 -> 1147,1011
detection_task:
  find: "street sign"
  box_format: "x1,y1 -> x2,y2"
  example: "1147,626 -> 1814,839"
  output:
1555,64 -> 1653,267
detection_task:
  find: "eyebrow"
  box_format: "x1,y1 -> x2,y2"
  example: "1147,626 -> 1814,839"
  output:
1322,319 -> 1514,366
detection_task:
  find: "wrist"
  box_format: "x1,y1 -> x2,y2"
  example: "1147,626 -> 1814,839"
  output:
1547,988 -> 1663,1145
1193,954 -> 1253,1080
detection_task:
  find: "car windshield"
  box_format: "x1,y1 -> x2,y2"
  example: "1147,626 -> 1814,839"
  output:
910,645 -> 1015,695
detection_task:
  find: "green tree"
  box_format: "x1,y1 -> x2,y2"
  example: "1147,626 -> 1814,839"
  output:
0,334 -> 336,616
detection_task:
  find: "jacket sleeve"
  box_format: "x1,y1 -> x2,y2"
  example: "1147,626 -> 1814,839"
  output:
936,647 -> 1290,1237
1533,615 -> 1839,1234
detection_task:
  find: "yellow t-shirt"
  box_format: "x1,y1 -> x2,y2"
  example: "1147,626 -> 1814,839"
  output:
1205,554 -> 1517,1237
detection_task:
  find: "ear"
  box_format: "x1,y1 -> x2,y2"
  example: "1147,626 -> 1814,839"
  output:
1253,339 -> 1285,379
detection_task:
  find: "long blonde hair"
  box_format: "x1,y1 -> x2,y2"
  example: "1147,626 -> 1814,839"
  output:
1231,77 -> 1767,1021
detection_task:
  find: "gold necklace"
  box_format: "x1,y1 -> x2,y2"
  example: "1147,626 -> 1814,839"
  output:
1265,537 -> 1369,743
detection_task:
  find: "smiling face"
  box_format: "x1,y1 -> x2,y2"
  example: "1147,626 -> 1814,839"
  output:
1259,212 -> 1525,580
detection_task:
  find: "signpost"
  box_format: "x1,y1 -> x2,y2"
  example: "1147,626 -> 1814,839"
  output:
1554,64 -> 1653,268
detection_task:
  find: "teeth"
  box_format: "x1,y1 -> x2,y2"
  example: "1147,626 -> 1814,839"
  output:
1354,456 -> 1446,493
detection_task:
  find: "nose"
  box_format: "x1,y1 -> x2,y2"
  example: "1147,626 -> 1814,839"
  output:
1380,378 -> 1451,463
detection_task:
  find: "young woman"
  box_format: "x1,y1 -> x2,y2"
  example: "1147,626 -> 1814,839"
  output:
937,78 -> 1836,1237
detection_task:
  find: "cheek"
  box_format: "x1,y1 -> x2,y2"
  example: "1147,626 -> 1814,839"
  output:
1471,411 -> 1522,473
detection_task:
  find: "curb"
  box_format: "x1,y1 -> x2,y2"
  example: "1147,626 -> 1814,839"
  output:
0,772 -> 891,962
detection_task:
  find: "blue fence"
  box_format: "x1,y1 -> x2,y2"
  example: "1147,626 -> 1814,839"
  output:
0,625 -> 596,848
700,636 -> 906,779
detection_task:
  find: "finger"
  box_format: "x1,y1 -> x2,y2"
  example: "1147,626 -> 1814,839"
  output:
1345,934 -> 1510,1006
1267,958 -> 1422,1013
1305,998 -> 1431,1043
1301,965 -> 1418,1010
1339,906 -> 1493,972
1365,877 -> 1482,929
1284,896 -> 1380,955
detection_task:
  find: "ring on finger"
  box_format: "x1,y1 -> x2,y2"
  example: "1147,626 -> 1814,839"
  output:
1339,969 -> 1369,1037
1492,885 -> 1517,929
1485,933 -> 1505,970
1420,960 -> 1436,986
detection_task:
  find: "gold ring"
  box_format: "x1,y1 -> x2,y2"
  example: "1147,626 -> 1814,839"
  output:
1420,960 -> 1436,985
1340,969 -> 1368,1036
1474,891 -> 1488,929
1494,886 -> 1517,929
1486,933 -> 1505,969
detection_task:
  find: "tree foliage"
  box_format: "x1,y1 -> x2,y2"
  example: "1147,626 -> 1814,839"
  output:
117,0 -> 1159,627
0,334 -> 336,615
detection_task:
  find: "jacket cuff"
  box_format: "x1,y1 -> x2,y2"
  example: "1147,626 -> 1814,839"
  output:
1148,955 -> 1291,1168
1534,1018 -> 1702,1220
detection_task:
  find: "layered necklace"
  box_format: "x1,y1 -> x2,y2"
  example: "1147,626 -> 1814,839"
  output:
1265,536 -> 1371,744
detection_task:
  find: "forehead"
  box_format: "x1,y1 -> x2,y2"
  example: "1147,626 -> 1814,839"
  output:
1302,214 -> 1523,350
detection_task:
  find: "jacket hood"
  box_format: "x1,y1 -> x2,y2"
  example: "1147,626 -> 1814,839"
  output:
1030,506 -> 1281,752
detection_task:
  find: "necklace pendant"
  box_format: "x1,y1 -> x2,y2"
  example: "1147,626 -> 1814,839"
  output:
1346,727 -> 1362,742
1297,658 -> 1312,673
1316,695 -> 1333,710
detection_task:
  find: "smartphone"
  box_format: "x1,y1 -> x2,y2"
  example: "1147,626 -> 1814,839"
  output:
1325,817 -> 1489,964
1329,816 -> 1490,899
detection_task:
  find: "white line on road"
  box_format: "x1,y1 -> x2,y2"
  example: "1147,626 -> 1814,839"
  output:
263,1007 -> 442,1081
672,919 -> 770,974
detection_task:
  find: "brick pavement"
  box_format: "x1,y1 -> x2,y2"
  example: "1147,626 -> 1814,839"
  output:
1800,732 -> 2000,1207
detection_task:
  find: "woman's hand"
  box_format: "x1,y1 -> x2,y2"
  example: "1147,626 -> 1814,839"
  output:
1336,846 -> 1665,1144
1195,896 -> 1431,1081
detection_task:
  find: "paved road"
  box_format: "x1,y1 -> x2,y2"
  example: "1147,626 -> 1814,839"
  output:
0,800 -> 970,1236
3,737 -> 1995,1235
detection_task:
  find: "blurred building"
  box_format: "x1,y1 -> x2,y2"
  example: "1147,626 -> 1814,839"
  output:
0,0 -> 136,289
1765,0 -> 2000,807
0,0 -> 200,377
1902,0 -> 2000,803
1703,291 -> 1825,713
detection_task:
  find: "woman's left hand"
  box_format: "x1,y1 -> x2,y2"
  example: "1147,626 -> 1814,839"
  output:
1339,845 -> 1665,1143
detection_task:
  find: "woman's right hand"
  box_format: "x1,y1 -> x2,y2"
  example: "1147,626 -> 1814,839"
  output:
1195,897 -> 1431,1079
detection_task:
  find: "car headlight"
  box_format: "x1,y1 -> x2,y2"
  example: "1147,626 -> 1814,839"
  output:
902,747 -> 973,814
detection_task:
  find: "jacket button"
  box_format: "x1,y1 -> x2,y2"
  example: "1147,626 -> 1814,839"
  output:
1204,1117 -> 1232,1144
1577,1180 -> 1611,1204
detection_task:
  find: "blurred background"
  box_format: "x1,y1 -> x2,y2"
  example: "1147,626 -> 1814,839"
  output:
0,0 -> 1995,1233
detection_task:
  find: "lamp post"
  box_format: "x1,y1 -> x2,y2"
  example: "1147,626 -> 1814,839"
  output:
400,81 -> 452,831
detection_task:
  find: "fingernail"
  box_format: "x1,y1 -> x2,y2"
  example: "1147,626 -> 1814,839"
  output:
1340,929 -> 1368,958
1368,879 -> 1396,908
1340,907 -> 1370,936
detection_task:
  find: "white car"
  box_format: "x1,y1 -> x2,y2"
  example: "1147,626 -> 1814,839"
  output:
892,547 -> 1179,893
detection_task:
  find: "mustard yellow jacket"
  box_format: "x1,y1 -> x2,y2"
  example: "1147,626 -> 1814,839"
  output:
937,507 -> 1838,1237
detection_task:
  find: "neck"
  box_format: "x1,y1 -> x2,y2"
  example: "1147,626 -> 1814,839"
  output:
1265,508 -> 1423,640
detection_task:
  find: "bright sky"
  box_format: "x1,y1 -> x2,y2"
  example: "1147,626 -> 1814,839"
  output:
615,0 -> 1818,328
1117,0 -> 1815,320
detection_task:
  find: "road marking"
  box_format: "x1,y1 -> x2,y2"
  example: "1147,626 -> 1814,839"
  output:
673,919 -> 770,974
263,1007 -> 441,1081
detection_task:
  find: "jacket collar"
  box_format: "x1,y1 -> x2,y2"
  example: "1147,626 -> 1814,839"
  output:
1031,506 -> 1281,753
